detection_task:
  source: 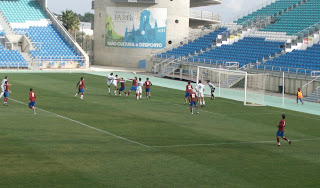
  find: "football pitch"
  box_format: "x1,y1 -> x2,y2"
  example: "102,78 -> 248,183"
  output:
1,73 -> 320,187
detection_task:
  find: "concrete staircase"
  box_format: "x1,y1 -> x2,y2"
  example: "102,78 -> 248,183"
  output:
0,11 -> 14,35
220,74 -> 244,88
21,52 -> 33,64
304,87 -> 320,103
155,62 -> 180,77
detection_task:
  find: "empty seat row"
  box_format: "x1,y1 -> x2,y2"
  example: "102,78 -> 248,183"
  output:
190,37 -> 285,67
234,0 -> 303,25
261,44 -> 320,71
0,0 -> 47,23
157,28 -> 227,58
261,0 -> 320,35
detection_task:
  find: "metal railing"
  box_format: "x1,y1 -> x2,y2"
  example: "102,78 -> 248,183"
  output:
317,86 -> 320,101
296,22 -> 320,42
152,56 -> 174,74
247,64 -> 315,79
31,56 -> 87,69
189,9 -> 220,21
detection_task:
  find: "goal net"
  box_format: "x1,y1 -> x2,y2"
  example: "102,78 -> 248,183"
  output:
197,66 -> 269,106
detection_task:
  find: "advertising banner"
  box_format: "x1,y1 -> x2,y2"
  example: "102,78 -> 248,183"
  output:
105,7 -> 167,49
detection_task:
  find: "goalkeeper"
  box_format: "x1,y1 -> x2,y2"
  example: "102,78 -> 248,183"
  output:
207,80 -> 216,100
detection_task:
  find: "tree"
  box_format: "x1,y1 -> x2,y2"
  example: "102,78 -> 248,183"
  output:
83,12 -> 94,24
61,10 -> 80,37
77,12 -> 94,25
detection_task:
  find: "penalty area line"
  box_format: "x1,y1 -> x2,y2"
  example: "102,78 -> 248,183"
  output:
9,98 -> 151,149
151,138 -> 320,148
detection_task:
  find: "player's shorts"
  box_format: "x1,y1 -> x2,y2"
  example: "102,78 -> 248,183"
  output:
130,86 -> 137,91
29,101 -> 36,108
185,92 -> 191,98
1,86 -> 4,92
198,92 -> 204,98
190,101 -> 197,107
146,88 -> 151,92
276,130 -> 284,137
136,87 -> 142,94
4,91 -> 9,98
79,89 -> 84,94
119,87 -> 126,91
112,81 -> 117,87
211,88 -> 215,93
107,81 -> 112,86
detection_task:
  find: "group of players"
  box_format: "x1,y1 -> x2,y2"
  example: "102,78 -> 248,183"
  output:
0,76 -> 37,114
74,73 -> 153,101
1,74 -> 291,146
185,80 -> 216,115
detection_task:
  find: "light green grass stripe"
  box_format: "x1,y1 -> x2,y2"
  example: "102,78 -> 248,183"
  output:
9,98 -> 151,148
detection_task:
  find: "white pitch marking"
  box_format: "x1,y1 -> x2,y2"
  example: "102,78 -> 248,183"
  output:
151,138 -> 320,148
10,98 -> 151,148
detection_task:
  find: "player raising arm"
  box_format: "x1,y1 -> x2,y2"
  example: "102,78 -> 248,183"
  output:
144,78 -> 152,99
197,80 -> 205,107
207,80 -> 216,100
276,114 -> 291,146
126,77 -> 138,98
75,77 -> 87,99
0,76 -> 8,99
3,81 -> 11,106
188,90 -> 199,114
184,81 -> 193,104
118,78 -> 127,96
29,88 -> 36,115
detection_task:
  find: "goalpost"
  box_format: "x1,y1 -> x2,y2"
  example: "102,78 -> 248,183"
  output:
196,66 -> 269,106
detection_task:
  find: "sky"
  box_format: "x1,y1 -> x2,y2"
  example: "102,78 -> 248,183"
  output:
47,0 -> 93,14
47,0 -> 273,22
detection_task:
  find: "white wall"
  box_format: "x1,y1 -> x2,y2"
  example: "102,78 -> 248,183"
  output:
93,0 -> 190,68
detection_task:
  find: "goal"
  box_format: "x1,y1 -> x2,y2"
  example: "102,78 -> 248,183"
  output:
196,66 -> 269,106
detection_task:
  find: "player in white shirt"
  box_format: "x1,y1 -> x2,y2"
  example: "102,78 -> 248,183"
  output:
112,75 -> 119,95
207,80 -> 216,100
0,76 -> 8,99
107,73 -> 115,95
136,78 -> 143,100
196,80 -> 205,107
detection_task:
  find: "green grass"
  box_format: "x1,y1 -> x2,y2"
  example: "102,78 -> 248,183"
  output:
1,73 -> 320,187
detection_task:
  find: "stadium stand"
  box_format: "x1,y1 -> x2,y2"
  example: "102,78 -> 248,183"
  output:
0,43 -> 27,68
157,27 -> 227,58
235,0 -> 303,25
261,0 -> 320,35
0,22 -> 27,68
0,0 -> 80,64
189,37 -> 285,67
260,44 -> 320,73
0,0 -> 47,23
248,31 -> 295,42
14,25 -> 80,60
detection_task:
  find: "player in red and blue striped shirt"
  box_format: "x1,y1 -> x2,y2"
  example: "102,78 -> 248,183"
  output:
75,77 -> 87,99
29,88 -> 36,114
276,114 -> 291,146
